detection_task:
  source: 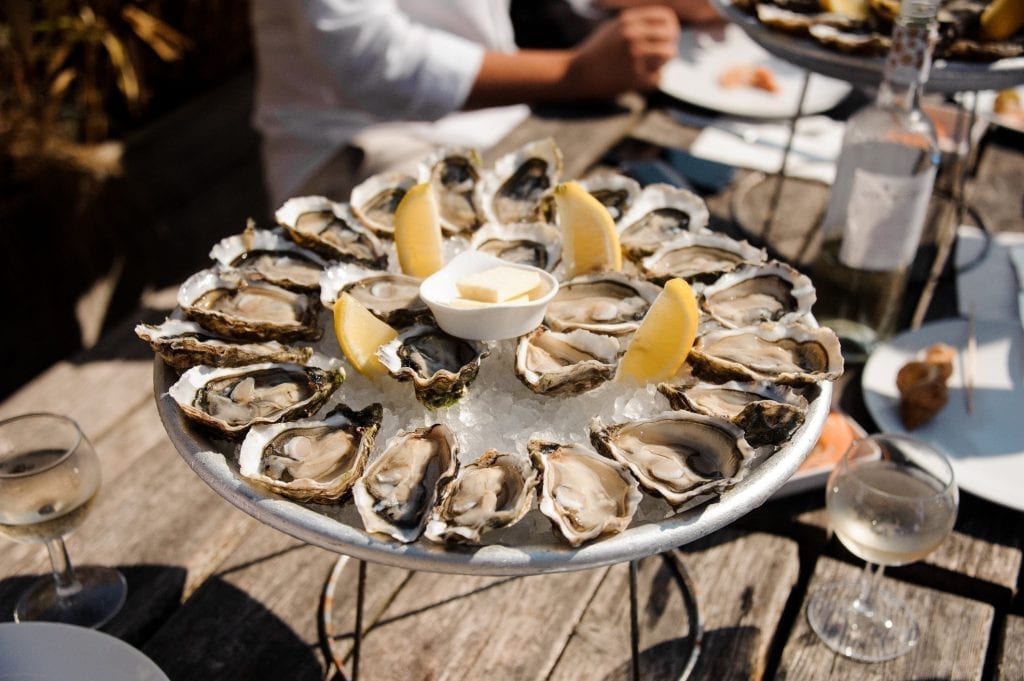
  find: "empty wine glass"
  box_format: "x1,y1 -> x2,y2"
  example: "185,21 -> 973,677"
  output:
0,413 -> 127,628
807,433 -> 958,662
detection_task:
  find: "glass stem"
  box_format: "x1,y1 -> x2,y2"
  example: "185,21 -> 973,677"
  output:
45,537 -> 82,599
854,562 -> 886,615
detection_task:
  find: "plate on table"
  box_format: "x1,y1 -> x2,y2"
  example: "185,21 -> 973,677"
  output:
862,318 -> 1024,512
659,23 -> 853,117
973,85 -> 1024,133
0,622 -> 169,681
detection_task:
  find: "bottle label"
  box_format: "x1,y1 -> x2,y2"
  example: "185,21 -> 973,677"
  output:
838,165 -> 937,271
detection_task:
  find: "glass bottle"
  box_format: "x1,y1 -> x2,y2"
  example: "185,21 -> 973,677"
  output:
811,0 -> 942,362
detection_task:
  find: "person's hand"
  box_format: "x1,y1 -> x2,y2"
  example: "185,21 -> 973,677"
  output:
565,5 -> 680,98
600,0 -> 724,25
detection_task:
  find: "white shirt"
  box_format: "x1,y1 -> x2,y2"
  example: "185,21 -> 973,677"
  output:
251,0 -> 518,205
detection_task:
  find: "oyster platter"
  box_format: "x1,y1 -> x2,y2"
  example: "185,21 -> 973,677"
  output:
144,138 -> 839,575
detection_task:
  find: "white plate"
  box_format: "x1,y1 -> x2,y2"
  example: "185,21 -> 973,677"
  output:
0,622 -> 169,681
659,24 -> 852,117
972,86 -> 1024,133
862,318 -> 1024,512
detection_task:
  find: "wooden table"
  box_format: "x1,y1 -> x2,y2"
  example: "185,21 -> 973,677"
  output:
1,95 -> 1022,681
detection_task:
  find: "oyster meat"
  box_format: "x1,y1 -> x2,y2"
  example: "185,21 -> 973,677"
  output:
577,171 -> 642,223
514,327 -> 620,396
136,318 -> 313,369
590,411 -> 756,506
528,439 -> 642,547
478,138 -> 563,225
350,172 -> 417,238
178,269 -> 321,342
419,147 -> 484,234
209,222 -> 327,292
275,195 -> 388,268
641,232 -> 766,285
470,221 -> 562,272
424,449 -> 538,544
168,360 -> 345,436
618,183 -> 710,260
340,273 -> 428,326
376,325 -> 489,408
658,377 -> 809,448
544,274 -> 662,336
238,403 -> 383,502
699,261 -> 815,329
353,423 -> 459,542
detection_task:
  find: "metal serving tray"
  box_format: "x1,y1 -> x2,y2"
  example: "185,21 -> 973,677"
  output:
154,358 -> 830,577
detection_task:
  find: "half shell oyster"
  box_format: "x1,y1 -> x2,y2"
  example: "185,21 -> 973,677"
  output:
470,221 -> 562,272
136,318 -> 313,369
275,196 -> 388,268
514,327 -> 620,396
478,137 -> 563,225
699,261 -> 815,329
353,423 -> 459,543
528,439 -> 642,547
209,223 -> 327,292
544,274 -> 662,336
168,360 -> 345,436
350,172 -> 417,238
424,449 -> 538,544
419,147 -> 484,234
589,411 -> 756,507
641,232 -> 767,285
618,183 -> 710,261
376,325 -> 490,408
237,403 -> 383,502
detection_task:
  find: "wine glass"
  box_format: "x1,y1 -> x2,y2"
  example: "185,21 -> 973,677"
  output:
0,413 -> 127,628
806,433 -> 958,662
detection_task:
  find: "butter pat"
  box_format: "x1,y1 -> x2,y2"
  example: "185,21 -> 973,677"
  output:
456,266 -> 542,303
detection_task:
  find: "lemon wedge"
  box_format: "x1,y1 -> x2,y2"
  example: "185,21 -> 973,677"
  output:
980,0 -> 1024,41
333,293 -> 399,378
553,181 -> 622,277
617,278 -> 700,385
394,182 -> 444,277
820,0 -> 869,21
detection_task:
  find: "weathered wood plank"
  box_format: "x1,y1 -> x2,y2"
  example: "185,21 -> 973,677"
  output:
551,531 -> 799,681
996,615 -> 1024,681
776,556 -> 993,680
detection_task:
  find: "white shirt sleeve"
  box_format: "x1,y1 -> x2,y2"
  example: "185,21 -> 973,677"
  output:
293,0 -> 486,121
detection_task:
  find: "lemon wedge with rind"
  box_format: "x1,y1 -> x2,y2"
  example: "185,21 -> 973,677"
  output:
821,0 -> 869,21
333,293 -> 399,378
617,278 -> 700,385
980,0 -> 1024,41
553,181 -> 623,278
394,182 -> 444,278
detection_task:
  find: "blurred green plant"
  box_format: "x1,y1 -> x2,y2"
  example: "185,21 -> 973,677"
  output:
1,1 -> 192,185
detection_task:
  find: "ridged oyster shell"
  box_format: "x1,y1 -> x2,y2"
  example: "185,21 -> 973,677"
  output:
578,171 -> 643,223
514,327 -> 620,396
209,223 -> 327,292
641,232 -> 767,285
424,449 -> 538,544
168,359 -> 345,436
478,137 -> 563,225
376,325 -> 490,409
275,195 -> 388,268
136,318 -> 313,369
699,261 -> 815,329
589,411 -> 756,507
319,263 -> 427,325
470,221 -> 562,272
618,183 -> 710,260
353,423 -> 459,543
178,269 -> 321,342
657,377 -> 809,448
688,322 -> 844,385
350,172 -> 417,238
528,439 -> 642,547
418,147 -> 484,234
238,403 -> 383,502
544,273 -> 662,336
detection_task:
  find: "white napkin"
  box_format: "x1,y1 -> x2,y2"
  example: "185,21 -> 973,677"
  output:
955,224 -> 1024,323
408,105 -> 532,150
689,115 -> 845,185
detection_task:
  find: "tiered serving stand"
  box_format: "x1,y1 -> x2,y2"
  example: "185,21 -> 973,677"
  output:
155,351 -> 831,679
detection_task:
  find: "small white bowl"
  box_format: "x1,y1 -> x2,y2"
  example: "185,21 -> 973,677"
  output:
419,250 -> 558,341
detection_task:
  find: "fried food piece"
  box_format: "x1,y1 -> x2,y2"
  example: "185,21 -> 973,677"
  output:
895,343 -> 954,430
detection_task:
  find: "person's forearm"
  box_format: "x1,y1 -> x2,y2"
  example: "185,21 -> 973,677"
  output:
464,50 -> 581,109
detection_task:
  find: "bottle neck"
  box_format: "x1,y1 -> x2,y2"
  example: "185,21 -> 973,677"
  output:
876,0 -> 938,112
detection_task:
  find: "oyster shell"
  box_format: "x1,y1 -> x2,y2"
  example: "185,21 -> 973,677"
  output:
178,269 -> 321,342
349,172 -> 417,238
528,439 -> 642,547
808,24 -> 890,55
376,325 -> 490,408
589,411 -> 756,506
544,273 -> 662,336
699,261 -> 815,329
617,183 -> 710,261
688,322 -> 844,385
353,423 -> 459,543
319,262 -> 427,325
640,232 -> 767,285
209,222 -> 327,292
578,171 -> 643,223
168,360 -> 345,436
470,221 -> 562,272
275,196 -> 388,268
419,147 -> 484,234
237,403 -> 383,502
478,138 -> 563,225
424,449 -> 538,544
136,318 -> 313,369
514,327 -> 620,396
657,377 -> 809,448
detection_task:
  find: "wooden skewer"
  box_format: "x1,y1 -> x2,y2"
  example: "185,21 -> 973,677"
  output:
964,305 -> 976,416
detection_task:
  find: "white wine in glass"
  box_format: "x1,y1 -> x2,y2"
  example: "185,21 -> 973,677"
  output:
807,433 -> 958,662
0,413 -> 127,628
